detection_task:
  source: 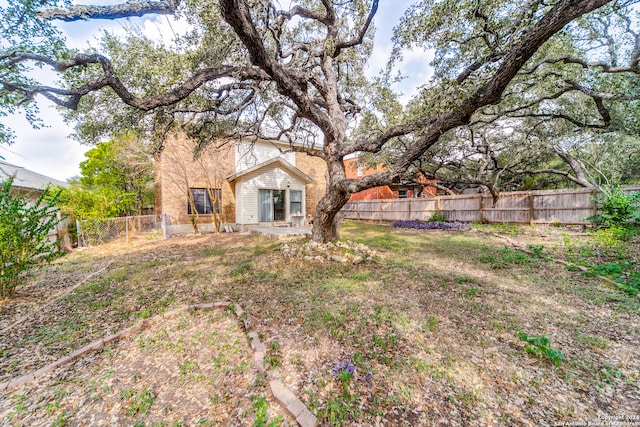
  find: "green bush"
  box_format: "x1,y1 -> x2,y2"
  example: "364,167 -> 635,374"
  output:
0,177 -> 63,297
427,212 -> 446,223
589,186 -> 640,228
593,226 -> 637,245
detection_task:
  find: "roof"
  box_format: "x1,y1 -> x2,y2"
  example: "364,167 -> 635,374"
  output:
227,157 -> 314,184
0,160 -> 69,190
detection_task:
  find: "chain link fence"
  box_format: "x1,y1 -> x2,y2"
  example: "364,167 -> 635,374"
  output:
76,214 -> 170,247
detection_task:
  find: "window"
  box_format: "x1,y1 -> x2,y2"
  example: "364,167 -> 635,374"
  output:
357,165 -> 363,176
188,188 -> 221,214
398,189 -> 408,199
259,189 -> 286,221
290,190 -> 302,214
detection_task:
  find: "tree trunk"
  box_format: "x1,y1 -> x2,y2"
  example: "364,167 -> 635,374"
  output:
311,186 -> 351,243
189,214 -> 199,235
555,151 -> 597,189
485,185 -> 500,208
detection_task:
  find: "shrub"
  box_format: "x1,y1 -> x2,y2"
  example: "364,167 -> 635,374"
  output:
427,212 -> 446,223
589,186 -> 640,228
0,177 -> 63,297
593,225 -> 636,245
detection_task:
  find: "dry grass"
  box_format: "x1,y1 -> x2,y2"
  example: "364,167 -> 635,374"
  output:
0,222 -> 638,426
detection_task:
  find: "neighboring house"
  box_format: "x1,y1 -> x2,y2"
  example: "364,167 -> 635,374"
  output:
155,134 -> 327,233
0,160 -> 71,249
343,158 -> 436,201
0,160 -> 68,193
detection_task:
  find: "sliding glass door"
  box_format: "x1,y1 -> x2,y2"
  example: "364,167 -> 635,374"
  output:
259,190 -> 272,222
259,189 -> 286,221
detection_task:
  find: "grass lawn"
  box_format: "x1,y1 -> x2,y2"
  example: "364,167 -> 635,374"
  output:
0,221 -> 638,426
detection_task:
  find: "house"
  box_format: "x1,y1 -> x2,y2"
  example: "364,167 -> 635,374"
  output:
0,160 -> 68,194
155,134 -> 327,234
343,158 -> 436,201
0,160 -> 71,249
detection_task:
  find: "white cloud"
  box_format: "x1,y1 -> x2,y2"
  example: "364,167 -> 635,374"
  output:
0,102 -> 89,181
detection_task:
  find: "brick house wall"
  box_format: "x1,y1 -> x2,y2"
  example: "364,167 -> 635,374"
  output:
343,158 -> 436,200
156,134 -> 236,228
156,133 -> 327,230
295,152 -> 327,221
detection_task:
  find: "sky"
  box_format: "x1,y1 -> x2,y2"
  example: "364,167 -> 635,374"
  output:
0,0 -> 431,182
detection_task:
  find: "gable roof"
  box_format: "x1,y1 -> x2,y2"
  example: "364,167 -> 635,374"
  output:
0,160 -> 69,191
227,157 -> 314,184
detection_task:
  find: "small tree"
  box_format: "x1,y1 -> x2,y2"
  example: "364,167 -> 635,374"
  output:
197,146 -> 224,233
590,186 -> 640,229
0,176 -> 63,298
56,135 -> 156,221
160,134 -> 231,235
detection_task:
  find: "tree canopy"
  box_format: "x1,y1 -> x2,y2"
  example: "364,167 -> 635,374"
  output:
56,135 -> 155,219
1,0 -> 639,241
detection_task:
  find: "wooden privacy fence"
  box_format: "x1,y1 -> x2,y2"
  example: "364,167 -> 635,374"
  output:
341,186 -> 640,225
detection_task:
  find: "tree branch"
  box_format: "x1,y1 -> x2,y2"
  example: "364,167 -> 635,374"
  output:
339,118 -> 436,157
219,0 -> 334,139
2,52 -> 271,111
340,0 -> 613,194
523,54 -> 640,75
37,0 -> 179,21
509,168 -> 593,187
332,0 -> 378,57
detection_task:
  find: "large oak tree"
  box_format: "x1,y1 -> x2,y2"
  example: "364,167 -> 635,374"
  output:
1,0 -> 639,242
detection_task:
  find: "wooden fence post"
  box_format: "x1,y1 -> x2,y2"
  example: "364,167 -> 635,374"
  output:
76,219 -> 83,248
528,192 -> 535,226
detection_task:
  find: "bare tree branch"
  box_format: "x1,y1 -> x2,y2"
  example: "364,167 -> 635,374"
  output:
509,168 -> 594,188
37,0 -> 179,21
340,118 -> 435,156
523,54 -> 640,75
219,0 -> 335,140
2,52 -> 271,110
332,0 -> 378,57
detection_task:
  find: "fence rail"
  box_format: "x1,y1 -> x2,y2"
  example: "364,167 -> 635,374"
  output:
77,214 -> 170,247
341,186 -> 640,225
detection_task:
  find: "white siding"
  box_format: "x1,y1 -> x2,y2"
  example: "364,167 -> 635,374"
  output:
235,180 -> 243,224
236,165 -> 306,225
235,141 -> 295,173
